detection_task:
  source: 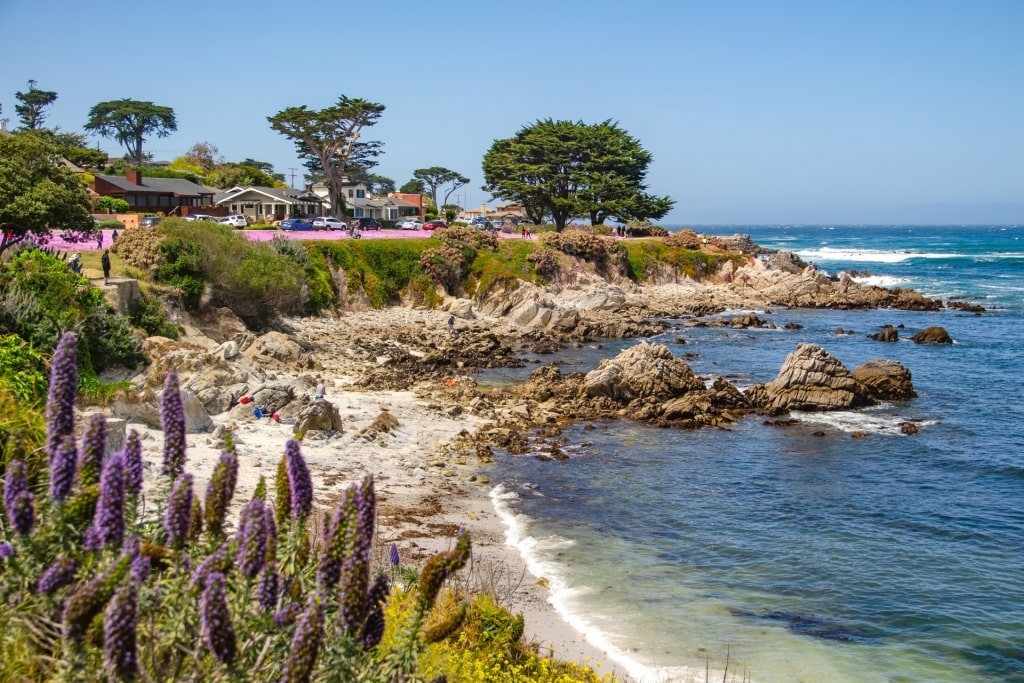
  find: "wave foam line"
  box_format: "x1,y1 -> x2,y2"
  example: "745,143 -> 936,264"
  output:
489,484 -> 736,683
797,248 -> 1024,263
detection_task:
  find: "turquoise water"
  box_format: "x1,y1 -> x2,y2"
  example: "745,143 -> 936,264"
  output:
486,226 -> 1024,683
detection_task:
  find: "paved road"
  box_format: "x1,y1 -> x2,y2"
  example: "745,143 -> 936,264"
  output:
47,227 -> 545,252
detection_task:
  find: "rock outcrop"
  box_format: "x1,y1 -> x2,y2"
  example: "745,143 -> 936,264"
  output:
870,325 -> 900,342
294,400 -> 344,434
911,326 -> 953,344
852,360 -> 916,401
583,342 -> 705,402
746,344 -> 874,414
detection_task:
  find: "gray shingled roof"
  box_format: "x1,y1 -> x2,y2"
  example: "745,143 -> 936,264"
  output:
96,174 -> 213,197
214,186 -> 323,205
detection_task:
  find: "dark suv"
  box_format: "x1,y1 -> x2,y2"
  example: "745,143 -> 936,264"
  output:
354,217 -> 382,231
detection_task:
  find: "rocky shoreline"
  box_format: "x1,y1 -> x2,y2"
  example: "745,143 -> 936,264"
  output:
83,248 -> 963,680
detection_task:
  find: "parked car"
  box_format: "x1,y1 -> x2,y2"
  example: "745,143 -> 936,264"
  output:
422,220 -> 448,231
139,216 -> 161,227
396,218 -> 423,230
312,216 -> 346,231
184,214 -> 218,222
219,215 -> 249,228
280,218 -> 314,231
354,217 -> 382,231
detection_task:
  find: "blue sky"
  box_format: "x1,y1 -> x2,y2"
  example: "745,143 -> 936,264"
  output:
2,0 -> 1021,224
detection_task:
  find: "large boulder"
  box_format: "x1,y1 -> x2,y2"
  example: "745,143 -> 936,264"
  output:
851,360 -> 916,401
245,331 -> 303,363
746,344 -> 874,413
869,325 -> 900,342
583,342 -> 704,403
911,326 -> 953,344
293,400 -> 343,434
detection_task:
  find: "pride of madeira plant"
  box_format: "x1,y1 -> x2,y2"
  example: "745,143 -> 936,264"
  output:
0,331 -> 473,682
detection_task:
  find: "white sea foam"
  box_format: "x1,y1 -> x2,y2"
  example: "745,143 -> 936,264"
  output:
797,247 -> 1024,264
850,275 -> 912,288
489,484 -> 737,683
792,407 -> 933,435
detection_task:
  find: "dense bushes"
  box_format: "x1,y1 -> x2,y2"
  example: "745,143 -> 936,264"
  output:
96,196 -> 130,214
0,248 -> 144,386
622,239 -> 718,281
420,226 -> 499,295
114,219 -> 309,329
312,239 -> 435,308
0,333 -> 465,681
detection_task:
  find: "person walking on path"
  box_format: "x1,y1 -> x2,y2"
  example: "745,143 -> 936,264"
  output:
96,232 -> 104,249
101,249 -> 111,285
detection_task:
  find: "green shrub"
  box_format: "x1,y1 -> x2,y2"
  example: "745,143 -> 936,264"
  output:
156,235 -> 207,308
123,219 -> 309,329
0,335 -> 48,406
97,219 -> 125,230
0,387 -> 45,474
96,196 -> 130,213
622,239 -> 719,282
419,227 -> 498,295
0,249 -> 143,377
312,239 -> 431,308
130,291 -> 182,339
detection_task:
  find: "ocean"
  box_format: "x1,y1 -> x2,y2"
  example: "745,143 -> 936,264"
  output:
481,225 -> 1024,683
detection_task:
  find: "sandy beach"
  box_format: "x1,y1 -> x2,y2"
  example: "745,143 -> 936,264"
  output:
112,304 -> 638,682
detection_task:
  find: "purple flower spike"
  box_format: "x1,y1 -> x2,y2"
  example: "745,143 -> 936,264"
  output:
204,451 -> 238,537
160,371 -> 187,478
285,440 -> 312,521
38,556 -> 79,594
91,453 -> 126,550
200,572 -> 237,663
389,542 -> 400,567
190,541 -> 232,591
339,476 -> 375,635
4,459 -> 34,536
163,473 -> 193,549
280,593 -> 325,683
235,498 -> 268,579
273,603 -> 300,628
361,573 -> 391,651
103,581 -> 138,680
45,332 -> 78,461
49,434 -> 77,502
127,536 -> 151,584
316,487 -> 353,592
123,430 -> 143,494
78,413 -> 107,488
257,562 -> 279,611
0,542 -> 13,559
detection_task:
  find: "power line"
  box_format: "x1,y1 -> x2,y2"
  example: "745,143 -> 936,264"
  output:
288,168 -> 298,188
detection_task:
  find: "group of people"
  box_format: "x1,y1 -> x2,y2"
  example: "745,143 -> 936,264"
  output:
66,246 -> 113,285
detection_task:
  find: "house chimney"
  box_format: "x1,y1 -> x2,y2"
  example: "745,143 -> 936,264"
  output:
126,169 -> 142,185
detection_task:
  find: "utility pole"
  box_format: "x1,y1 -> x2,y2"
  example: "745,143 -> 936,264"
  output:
288,168 -> 298,188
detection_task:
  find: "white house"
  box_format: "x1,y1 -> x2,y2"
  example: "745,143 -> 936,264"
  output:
213,186 -> 324,223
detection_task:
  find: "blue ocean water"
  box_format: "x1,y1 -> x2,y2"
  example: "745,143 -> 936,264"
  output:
485,226 -> 1024,683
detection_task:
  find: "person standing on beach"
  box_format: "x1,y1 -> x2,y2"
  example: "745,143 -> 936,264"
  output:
101,249 -> 111,285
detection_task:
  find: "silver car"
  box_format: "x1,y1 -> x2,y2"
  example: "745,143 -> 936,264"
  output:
312,216 -> 347,231
219,215 -> 249,228
396,218 -> 423,230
